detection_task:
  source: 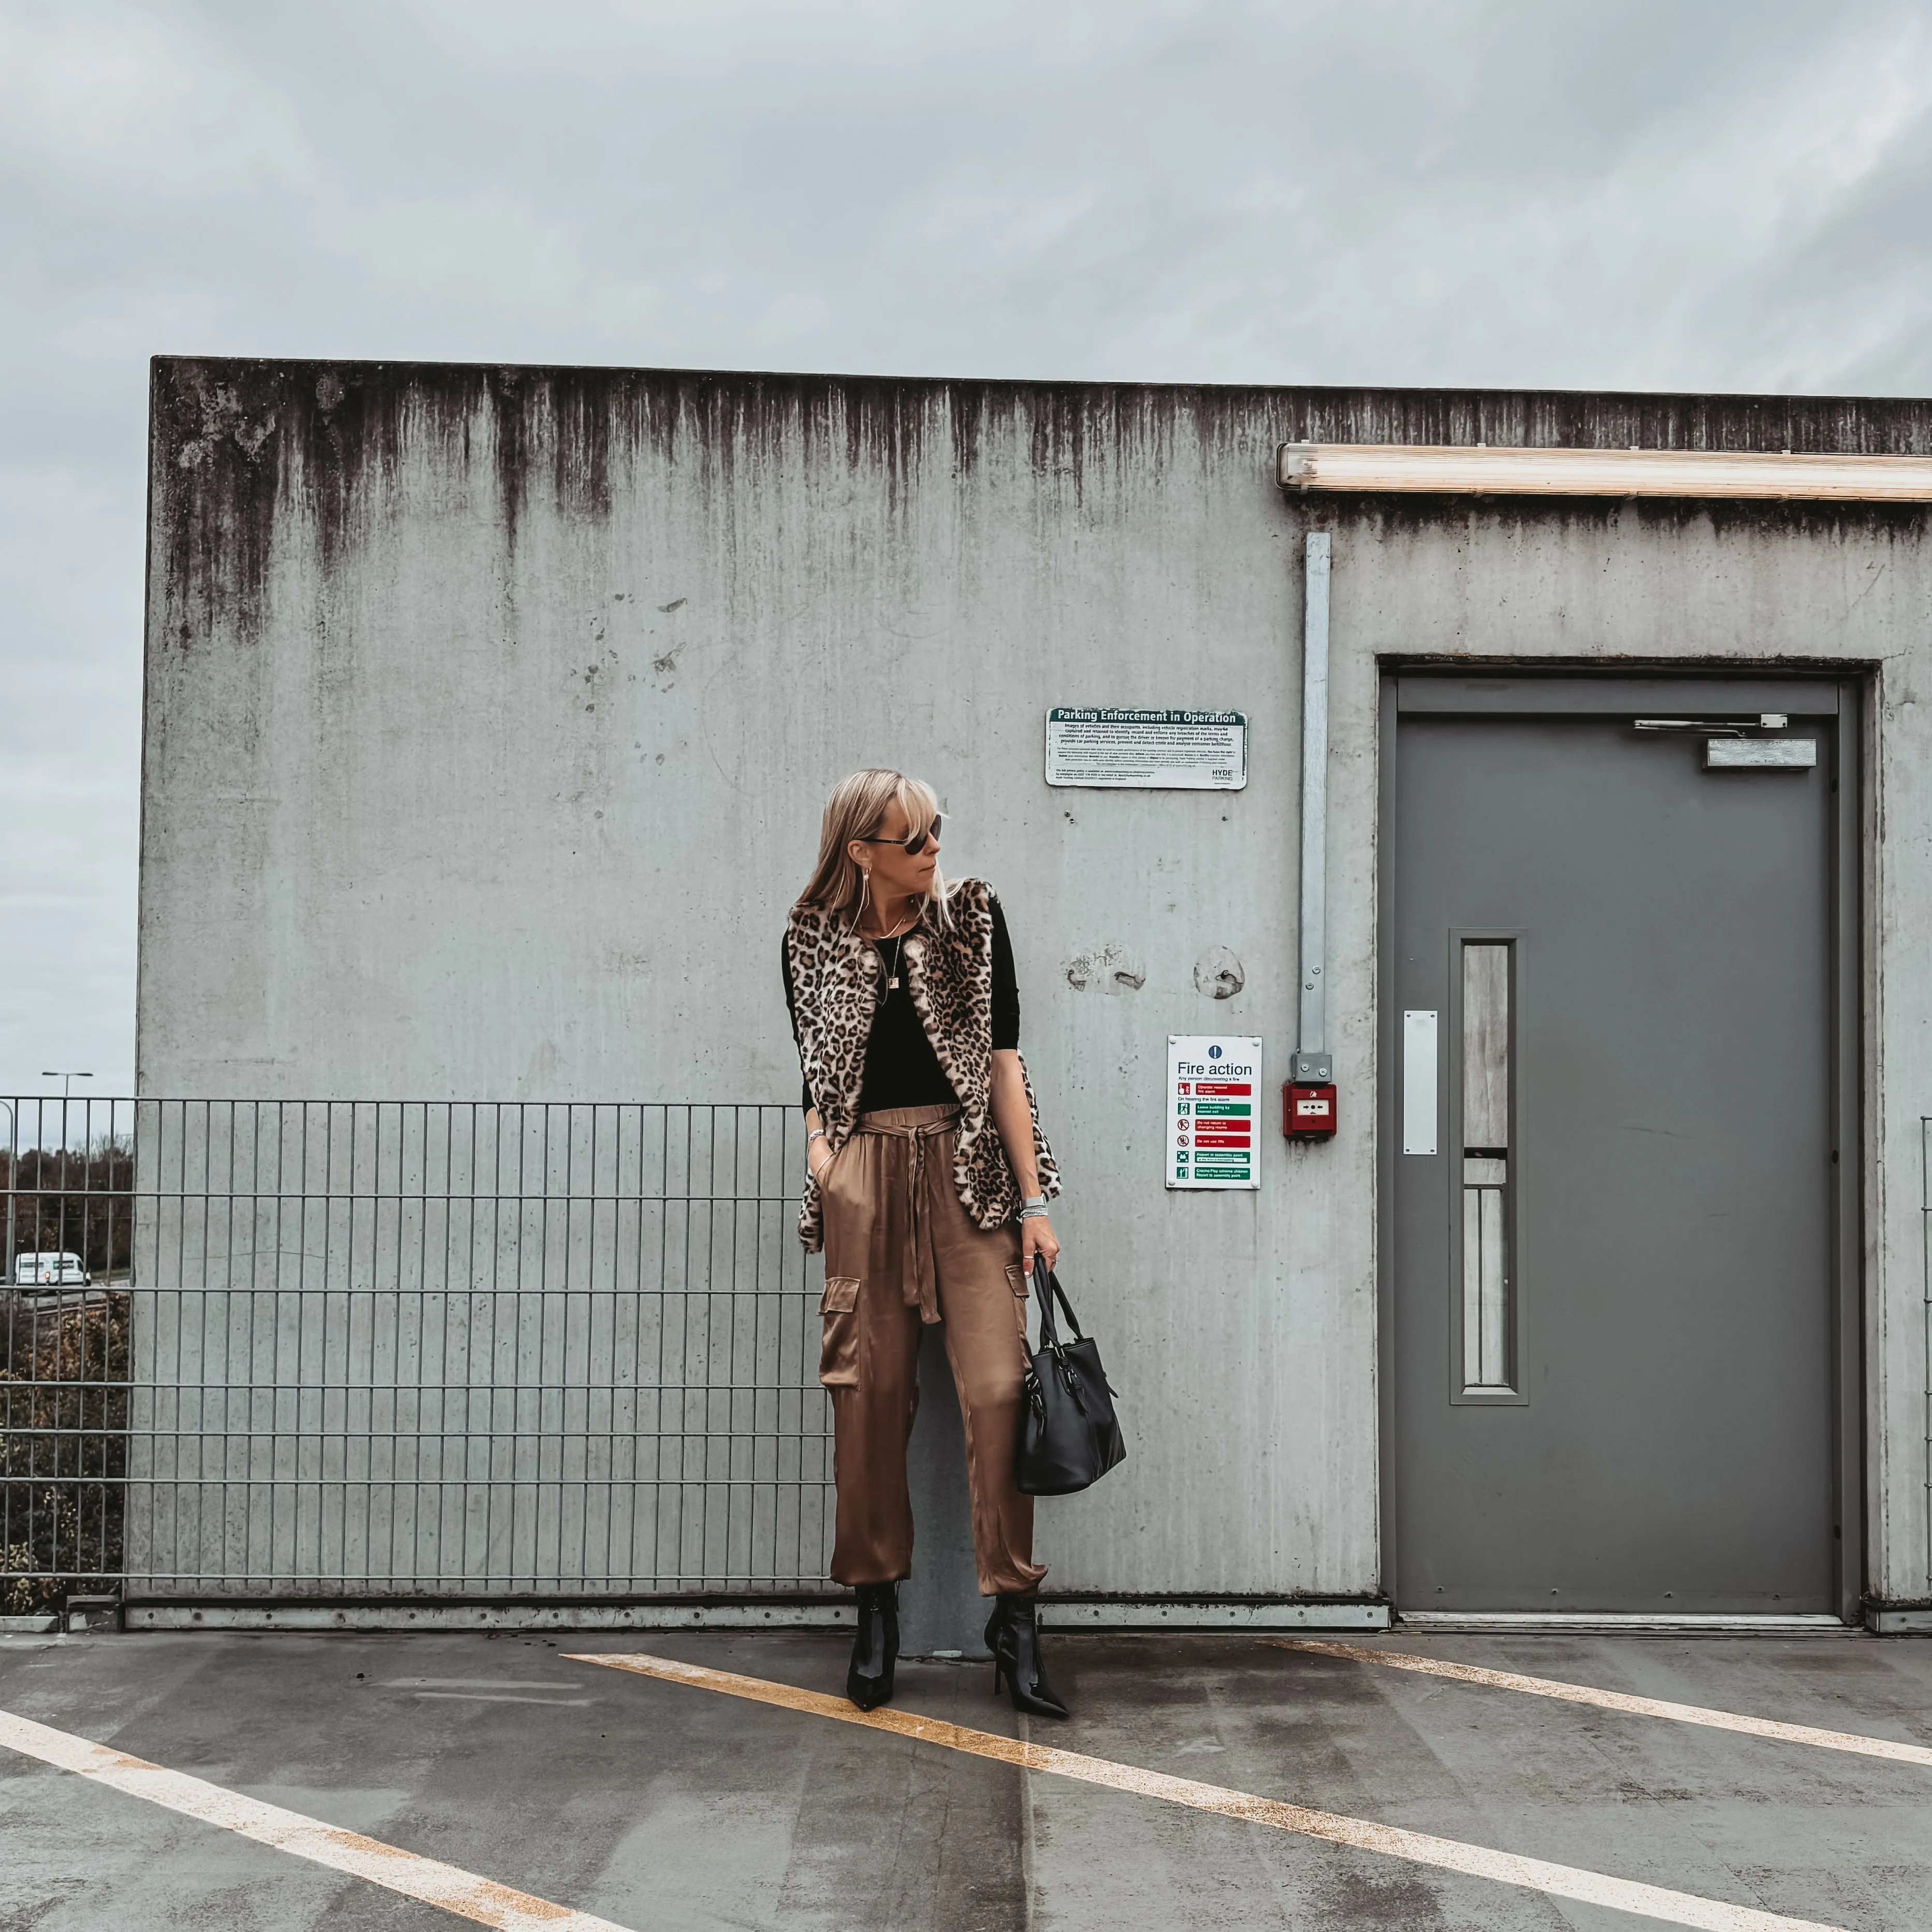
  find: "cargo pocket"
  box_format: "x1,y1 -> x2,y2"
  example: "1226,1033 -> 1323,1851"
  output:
1006,1262 -> 1032,1339
818,1276 -> 861,1387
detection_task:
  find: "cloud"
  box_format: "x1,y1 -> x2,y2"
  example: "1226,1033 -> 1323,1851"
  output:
1,0 -> 1927,1093
11,22 -> 319,221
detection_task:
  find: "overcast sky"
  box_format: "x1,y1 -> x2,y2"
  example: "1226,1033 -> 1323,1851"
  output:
2,0 -> 1928,1106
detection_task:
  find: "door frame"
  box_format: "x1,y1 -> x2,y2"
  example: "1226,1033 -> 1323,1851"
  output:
1375,669 -> 1866,1622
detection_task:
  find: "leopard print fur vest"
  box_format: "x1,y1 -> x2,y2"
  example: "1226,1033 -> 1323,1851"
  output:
785,879 -> 1060,1252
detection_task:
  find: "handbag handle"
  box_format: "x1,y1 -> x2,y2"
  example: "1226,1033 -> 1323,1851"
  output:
1029,1255 -> 1086,1348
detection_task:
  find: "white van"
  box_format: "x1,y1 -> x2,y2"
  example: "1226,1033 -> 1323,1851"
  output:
10,1252 -> 91,1290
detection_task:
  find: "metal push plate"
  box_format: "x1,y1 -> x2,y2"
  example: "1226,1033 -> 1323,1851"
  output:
1402,1011 -> 1438,1154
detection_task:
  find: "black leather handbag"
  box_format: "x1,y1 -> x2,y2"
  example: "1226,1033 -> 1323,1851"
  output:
1014,1258 -> 1127,1496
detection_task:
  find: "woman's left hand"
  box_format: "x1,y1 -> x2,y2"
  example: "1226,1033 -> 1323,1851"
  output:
1021,1213 -> 1060,1275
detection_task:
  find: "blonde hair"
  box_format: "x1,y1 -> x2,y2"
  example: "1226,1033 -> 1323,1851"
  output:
795,769 -> 953,927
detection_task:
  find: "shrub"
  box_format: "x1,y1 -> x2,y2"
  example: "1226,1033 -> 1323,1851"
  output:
0,1293 -> 129,1610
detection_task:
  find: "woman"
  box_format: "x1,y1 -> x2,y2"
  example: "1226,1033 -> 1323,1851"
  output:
783,768 -> 1068,1719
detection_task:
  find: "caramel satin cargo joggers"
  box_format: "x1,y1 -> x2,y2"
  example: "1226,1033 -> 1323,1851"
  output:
816,1103 -> 1045,1597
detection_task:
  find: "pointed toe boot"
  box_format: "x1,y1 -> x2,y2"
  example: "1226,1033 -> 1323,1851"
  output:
847,1582 -> 899,1711
985,1593 -> 1069,1720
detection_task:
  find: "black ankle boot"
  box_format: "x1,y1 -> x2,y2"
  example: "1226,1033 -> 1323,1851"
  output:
847,1583 -> 899,1711
985,1593 -> 1068,1720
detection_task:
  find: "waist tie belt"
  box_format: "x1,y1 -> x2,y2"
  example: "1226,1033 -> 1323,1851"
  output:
854,1109 -> 958,1324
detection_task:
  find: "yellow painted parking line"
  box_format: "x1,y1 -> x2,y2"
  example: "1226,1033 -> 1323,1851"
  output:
571,1650 -> 1844,1932
1269,1639 -> 1932,1769
0,1707 -> 635,1931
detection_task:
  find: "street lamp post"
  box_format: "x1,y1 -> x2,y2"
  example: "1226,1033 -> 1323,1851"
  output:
41,1071 -> 94,1152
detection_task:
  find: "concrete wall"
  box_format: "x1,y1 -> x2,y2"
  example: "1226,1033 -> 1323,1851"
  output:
140,361 -> 1932,1607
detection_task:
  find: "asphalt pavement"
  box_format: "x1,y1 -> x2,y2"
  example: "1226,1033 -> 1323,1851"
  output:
1,1625 -> 1928,1930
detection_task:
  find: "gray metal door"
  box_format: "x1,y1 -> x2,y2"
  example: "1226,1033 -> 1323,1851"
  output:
1386,677 -> 1855,1616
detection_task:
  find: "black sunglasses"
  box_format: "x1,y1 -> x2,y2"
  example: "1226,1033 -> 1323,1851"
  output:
858,814 -> 942,856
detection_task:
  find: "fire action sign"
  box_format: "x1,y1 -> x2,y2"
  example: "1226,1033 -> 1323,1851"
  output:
1168,1036 -> 1262,1190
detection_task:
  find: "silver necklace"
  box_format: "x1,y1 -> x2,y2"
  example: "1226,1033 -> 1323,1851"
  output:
868,909 -> 917,990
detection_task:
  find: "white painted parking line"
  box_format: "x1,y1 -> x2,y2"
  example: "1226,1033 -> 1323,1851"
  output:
573,1650 -> 1847,1932
1270,1639 -> 1932,1768
0,1706 -> 637,1931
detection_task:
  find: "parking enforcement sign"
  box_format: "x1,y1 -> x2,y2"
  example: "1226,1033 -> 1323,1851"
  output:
1167,1036 -> 1262,1190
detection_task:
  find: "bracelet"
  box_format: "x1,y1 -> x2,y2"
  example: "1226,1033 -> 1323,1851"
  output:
807,1128 -> 826,1143
1017,1198 -> 1051,1221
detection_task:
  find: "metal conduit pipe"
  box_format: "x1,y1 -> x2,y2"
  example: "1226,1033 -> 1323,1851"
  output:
1292,532 -> 1333,1087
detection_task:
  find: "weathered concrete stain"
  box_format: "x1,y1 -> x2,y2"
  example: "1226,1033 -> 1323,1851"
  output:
1065,945 -> 1146,994
1194,947 -> 1245,999
150,359 -> 1931,665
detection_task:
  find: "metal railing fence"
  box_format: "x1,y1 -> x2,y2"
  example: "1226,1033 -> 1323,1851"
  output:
1,1099 -> 830,1608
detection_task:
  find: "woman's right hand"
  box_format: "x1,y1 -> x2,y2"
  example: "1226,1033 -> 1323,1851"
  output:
809,1145 -> 835,1186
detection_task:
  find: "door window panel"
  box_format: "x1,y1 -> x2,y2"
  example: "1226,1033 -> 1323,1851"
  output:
1460,941 -> 1516,1396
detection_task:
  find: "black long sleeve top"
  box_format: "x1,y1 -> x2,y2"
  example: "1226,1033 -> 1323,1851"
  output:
782,898 -> 1021,1113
